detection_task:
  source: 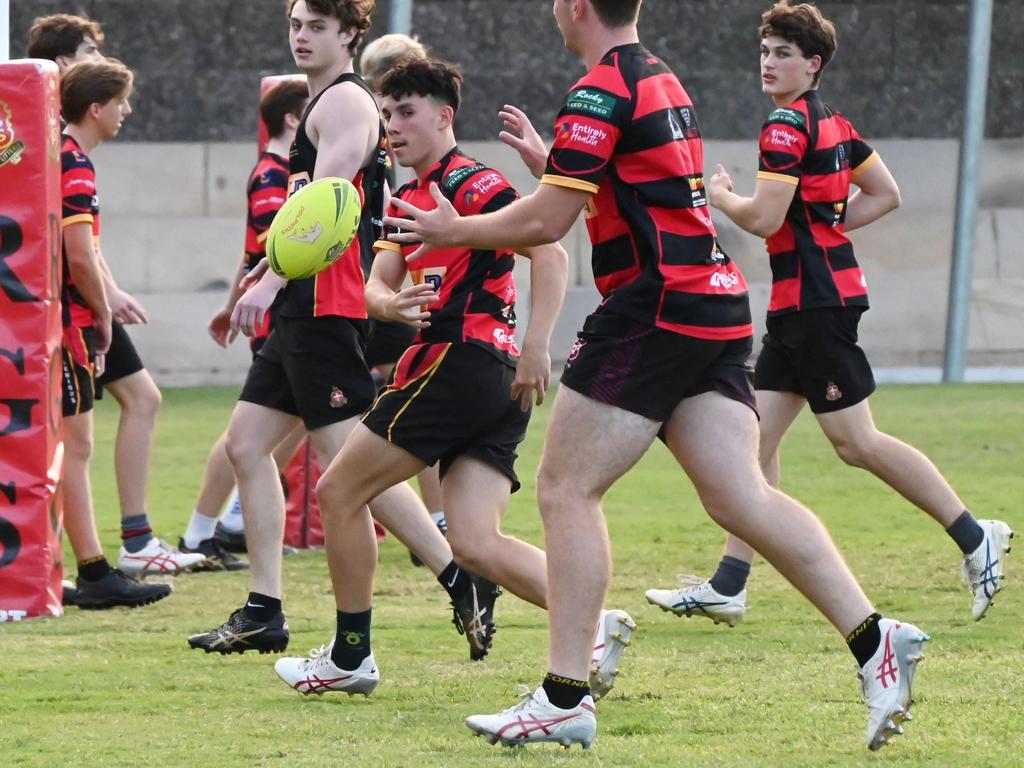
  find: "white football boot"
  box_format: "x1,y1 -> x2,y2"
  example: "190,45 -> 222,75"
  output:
589,609 -> 636,700
858,618 -> 929,751
645,576 -> 746,626
962,519 -> 1014,621
118,538 -> 206,576
275,644 -> 379,696
465,685 -> 596,749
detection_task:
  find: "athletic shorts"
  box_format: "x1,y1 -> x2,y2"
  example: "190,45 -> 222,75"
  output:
95,321 -> 145,393
364,319 -> 416,369
239,314 -> 376,431
62,326 -> 96,417
754,307 -> 876,414
560,308 -> 757,423
362,342 -> 529,492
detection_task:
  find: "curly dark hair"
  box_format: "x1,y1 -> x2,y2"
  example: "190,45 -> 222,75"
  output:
286,0 -> 374,56
759,1 -> 837,85
379,58 -> 463,114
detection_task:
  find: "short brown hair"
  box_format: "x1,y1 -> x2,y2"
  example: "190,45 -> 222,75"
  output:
759,1 -> 837,85
286,0 -> 374,55
379,58 -> 463,114
260,79 -> 310,138
26,13 -> 104,61
590,0 -> 642,28
61,59 -> 134,125
359,34 -> 428,92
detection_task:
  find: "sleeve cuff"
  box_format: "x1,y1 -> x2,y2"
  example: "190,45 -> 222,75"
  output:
756,171 -> 800,186
540,174 -> 600,195
851,151 -> 880,176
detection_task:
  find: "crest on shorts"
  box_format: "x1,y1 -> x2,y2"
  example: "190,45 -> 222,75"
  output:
329,386 -> 348,408
567,337 -> 586,363
825,380 -> 842,402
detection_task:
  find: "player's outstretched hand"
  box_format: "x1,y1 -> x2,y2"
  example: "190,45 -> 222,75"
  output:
231,268 -> 286,338
385,183 -> 459,263
109,288 -> 148,324
498,104 -> 547,180
240,257 -> 270,292
510,341 -> 551,412
208,306 -> 237,348
384,283 -> 437,329
707,163 -> 734,207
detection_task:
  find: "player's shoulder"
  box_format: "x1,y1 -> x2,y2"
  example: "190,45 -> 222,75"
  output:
764,99 -> 811,133
440,154 -> 517,214
439,154 -> 503,196
60,136 -> 93,172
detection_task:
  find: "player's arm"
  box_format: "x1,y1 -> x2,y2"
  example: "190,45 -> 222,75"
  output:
498,104 -> 548,180
365,247 -> 436,329
844,153 -> 900,232
511,241 -> 568,410
64,222 -> 112,353
309,83 -> 379,182
708,163 -> 797,239
386,181 -> 589,260
209,255 -> 250,347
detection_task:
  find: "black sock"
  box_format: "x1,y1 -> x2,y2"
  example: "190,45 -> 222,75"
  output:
846,612 -> 883,667
946,510 -> 985,555
709,556 -> 752,597
542,672 -> 590,709
438,561 -> 471,602
243,592 -> 282,622
77,556 -> 112,582
331,609 -> 372,671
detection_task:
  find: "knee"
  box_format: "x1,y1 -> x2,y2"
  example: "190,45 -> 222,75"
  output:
225,430 -> 260,470
314,466 -> 355,518
831,435 -> 871,469
121,379 -> 162,421
536,464 -> 600,518
446,527 -> 493,573
64,429 -> 94,463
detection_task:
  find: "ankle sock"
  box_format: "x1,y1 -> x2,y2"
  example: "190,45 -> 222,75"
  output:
946,510 -> 985,555
220,489 -> 245,532
243,591 -> 282,622
438,561 -> 471,602
77,555 -> 112,582
120,514 -> 153,553
331,609 -> 372,671
182,509 -> 219,549
847,612 -> 883,667
708,555 -> 752,597
542,672 -> 589,709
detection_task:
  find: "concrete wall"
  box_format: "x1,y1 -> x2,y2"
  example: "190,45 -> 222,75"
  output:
91,137 -> 1024,386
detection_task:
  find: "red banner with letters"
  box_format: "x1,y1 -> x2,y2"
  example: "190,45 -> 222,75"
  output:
0,60 -> 65,621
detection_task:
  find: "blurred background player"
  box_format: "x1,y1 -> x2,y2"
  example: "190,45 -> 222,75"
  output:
651,0 -> 1013,627
177,79 -> 311,570
358,31 -> 448,564
187,0 -> 497,661
28,14 -> 198,582
274,59 -> 633,698
58,59 -> 200,609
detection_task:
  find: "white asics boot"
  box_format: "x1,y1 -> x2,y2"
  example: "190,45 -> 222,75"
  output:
962,519 -> 1014,621
465,685 -> 596,749
589,609 -> 636,700
275,644 -> 379,696
645,576 -> 746,626
858,618 -> 929,751
118,538 -> 206,576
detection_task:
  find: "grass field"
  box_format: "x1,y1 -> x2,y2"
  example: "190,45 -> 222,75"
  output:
2,384 -> 1022,767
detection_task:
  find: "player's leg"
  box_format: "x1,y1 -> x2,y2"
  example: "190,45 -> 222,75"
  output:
62,409 -> 103,563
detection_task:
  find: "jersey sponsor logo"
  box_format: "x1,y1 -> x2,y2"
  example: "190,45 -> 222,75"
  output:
492,327 -> 518,349
710,271 -> 740,289
768,107 -> 806,129
768,127 -> 801,148
559,121 -> 610,149
688,175 -> 707,205
566,88 -> 618,120
836,142 -> 850,171
832,201 -> 845,226
442,164 -> 486,194
669,107 -> 700,141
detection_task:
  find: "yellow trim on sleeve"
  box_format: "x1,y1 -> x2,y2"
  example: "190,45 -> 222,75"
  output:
62,213 -> 94,228
373,240 -> 402,253
540,174 -> 600,195
851,150 -> 880,176
756,171 -> 799,186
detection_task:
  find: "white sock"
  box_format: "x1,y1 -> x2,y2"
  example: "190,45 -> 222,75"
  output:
219,488 -> 245,533
183,509 -> 219,549
430,511 -> 446,525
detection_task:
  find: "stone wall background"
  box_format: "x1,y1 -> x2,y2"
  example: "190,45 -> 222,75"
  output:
11,0 -> 1024,142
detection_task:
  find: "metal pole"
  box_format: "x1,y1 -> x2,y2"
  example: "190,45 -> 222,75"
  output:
943,0 -> 993,382
1,0 -> 10,61
388,0 -> 413,36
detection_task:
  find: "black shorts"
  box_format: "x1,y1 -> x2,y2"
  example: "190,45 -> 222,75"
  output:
250,335 -> 268,359
362,342 -> 529,492
364,320 -> 416,369
754,307 -> 876,414
62,327 -> 96,417
560,309 -> 757,423
239,315 -> 376,431
95,322 -> 145,394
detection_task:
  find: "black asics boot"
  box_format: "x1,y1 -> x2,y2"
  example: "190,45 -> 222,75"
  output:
451,573 -> 501,661
187,608 -> 289,654
75,569 -> 172,610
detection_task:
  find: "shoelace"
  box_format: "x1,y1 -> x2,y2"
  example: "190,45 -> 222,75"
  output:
303,644 -> 332,668
501,684 -> 536,715
676,574 -> 708,588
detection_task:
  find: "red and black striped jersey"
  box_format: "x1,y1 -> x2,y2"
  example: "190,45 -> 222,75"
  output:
60,133 -> 99,329
375,147 -> 520,366
279,72 -> 388,319
756,90 -> 878,315
244,151 -> 289,270
541,43 -> 751,340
